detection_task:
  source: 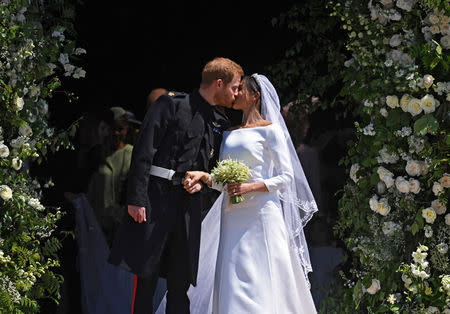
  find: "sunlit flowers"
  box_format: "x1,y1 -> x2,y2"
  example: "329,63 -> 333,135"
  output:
0,185 -> 13,201
0,142 -> 10,158
422,207 -> 437,224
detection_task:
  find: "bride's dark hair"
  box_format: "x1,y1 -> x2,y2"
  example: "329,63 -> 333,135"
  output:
243,75 -> 261,94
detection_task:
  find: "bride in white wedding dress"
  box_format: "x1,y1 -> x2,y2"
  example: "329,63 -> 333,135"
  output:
157,74 -> 318,314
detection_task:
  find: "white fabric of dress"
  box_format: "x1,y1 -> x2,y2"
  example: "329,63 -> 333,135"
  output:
212,123 -> 317,314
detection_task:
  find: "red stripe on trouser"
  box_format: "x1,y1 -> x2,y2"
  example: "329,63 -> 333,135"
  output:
131,275 -> 138,314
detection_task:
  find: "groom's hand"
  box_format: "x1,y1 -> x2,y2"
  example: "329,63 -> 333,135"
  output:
183,180 -> 203,194
128,205 -> 146,223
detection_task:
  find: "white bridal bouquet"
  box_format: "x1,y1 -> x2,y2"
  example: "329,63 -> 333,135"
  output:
211,157 -> 250,204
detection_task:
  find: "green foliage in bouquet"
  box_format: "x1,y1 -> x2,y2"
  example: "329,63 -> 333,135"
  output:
0,0 -> 85,312
211,158 -> 250,204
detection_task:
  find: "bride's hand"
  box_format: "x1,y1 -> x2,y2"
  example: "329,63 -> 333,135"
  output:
227,182 -> 269,196
227,182 -> 253,196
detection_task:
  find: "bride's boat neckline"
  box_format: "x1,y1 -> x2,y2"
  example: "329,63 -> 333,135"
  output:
224,123 -> 274,133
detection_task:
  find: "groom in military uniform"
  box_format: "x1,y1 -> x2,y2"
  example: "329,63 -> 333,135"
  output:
109,57 -> 243,314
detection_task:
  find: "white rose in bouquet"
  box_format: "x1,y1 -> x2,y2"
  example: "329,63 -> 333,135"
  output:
386,95 -> 399,108
422,207 -> 437,223
380,108 -> 388,117
395,176 -> 410,193
431,199 -> 446,215
420,94 -> 436,113
0,185 -> 13,201
408,178 -> 420,194
366,279 -> 381,294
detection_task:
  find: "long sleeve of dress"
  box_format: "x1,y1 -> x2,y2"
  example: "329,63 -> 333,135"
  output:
211,180 -> 224,192
126,95 -> 176,207
263,124 -> 294,192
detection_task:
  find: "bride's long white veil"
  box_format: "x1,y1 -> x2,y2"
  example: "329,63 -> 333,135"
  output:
255,73 -> 318,280
156,74 -> 318,314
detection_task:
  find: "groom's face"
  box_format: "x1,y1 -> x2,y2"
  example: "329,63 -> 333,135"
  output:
213,74 -> 241,108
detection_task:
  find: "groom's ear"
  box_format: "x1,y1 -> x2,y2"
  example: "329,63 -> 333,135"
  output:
216,79 -> 223,89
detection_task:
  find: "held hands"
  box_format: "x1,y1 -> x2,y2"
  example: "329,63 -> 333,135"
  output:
183,171 -> 209,194
128,205 -> 146,223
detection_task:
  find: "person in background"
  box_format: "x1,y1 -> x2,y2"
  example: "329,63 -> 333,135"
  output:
87,106 -> 142,246
146,88 -> 167,113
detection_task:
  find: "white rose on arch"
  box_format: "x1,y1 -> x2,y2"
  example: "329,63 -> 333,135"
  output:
14,96 -> 24,111
432,181 -> 444,196
377,198 -> 391,216
396,0 -> 416,12
422,207 -> 437,224
440,173 -> 450,188
407,98 -> 423,116
389,34 -> 402,47
350,163 -> 361,183
431,199 -> 446,215
405,160 -> 422,177
437,243 -> 449,255
386,95 -> 399,108
377,166 -> 395,188
11,157 -> 22,171
365,279 -> 381,295
445,214 -> 450,226
0,142 -> 10,158
0,185 -> 13,201
400,94 -> 412,112
408,178 -> 420,194
423,75 -> 434,89
395,176 -> 410,193
420,94 -> 436,114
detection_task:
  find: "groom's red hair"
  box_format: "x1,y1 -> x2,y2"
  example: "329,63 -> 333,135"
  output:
201,57 -> 244,87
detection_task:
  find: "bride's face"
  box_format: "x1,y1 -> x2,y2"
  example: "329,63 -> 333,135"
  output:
233,82 -> 255,111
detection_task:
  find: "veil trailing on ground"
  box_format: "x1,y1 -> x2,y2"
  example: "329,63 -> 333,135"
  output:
156,74 -> 318,314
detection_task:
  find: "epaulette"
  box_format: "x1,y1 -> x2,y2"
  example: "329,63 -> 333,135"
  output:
166,91 -> 188,98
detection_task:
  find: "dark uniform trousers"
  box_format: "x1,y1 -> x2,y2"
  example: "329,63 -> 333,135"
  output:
133,206 -> 190,314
